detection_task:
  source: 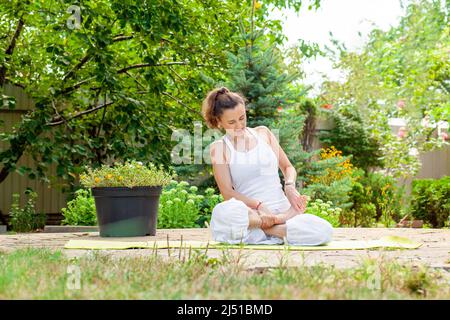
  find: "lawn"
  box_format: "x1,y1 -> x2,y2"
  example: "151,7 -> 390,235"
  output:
0,248 -> 448,299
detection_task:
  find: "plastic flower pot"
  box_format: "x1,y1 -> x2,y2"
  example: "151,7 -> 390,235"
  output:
92,186 -> 162,237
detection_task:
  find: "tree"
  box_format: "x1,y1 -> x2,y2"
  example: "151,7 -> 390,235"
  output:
0,0 -> 321,194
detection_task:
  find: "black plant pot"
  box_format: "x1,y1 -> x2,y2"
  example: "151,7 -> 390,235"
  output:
91,186 -> 162,237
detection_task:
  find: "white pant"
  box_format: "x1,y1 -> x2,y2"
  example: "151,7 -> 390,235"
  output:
210,198 -> 333,246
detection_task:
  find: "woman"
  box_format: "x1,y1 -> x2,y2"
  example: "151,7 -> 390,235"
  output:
202,87 -> 333,245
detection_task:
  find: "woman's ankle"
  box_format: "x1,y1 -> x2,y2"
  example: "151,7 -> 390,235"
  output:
248,208 -> 263,229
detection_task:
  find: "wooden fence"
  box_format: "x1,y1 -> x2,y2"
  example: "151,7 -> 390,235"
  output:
0,84 -> 67,222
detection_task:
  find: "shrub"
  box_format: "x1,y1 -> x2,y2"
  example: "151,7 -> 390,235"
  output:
344,172 -> 405,227
410,176 -> 450,228
340,203 -> 377,228
61,189 -> 97,226
158,180 -> 224,229
303,146 -> 359,211
318,105 -> 384,171
197,187 -> 223,227
361,172 -> 405,224
304,199 -> 341,227
80,160 -> 173,188
9,190 -> 46,232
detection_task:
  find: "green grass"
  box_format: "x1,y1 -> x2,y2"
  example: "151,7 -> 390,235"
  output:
0,248 -> 449,299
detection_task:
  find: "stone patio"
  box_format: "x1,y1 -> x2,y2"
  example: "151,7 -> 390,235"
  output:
0,227 -> 449,270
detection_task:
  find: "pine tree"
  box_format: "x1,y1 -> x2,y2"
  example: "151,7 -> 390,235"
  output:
226,29 -> 301,128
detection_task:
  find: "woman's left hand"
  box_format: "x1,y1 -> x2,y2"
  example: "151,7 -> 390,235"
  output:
285,185 -> 309,213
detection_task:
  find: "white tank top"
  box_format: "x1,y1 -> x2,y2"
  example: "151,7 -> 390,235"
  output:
222,127 -> 291,212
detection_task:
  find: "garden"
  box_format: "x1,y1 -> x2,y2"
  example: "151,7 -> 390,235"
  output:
0,0 -> 449,300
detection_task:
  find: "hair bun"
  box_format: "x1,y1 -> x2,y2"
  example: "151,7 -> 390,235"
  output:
214,87 -> 229,101
218,87 -> 228,94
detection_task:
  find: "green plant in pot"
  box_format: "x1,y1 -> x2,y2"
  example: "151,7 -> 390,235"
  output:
80,160 -> 173,237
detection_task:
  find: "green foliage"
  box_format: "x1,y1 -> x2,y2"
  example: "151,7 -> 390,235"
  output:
303,176 -> 355,213
318,105 -> 384,171
411,176 -> 450,228
158,180 -> 223,229
275,99 -> 330,188
304,198 -> 341,227
342,180 -> 377,227
276,102 -> 310,171
0,0 -> 320,195
80,160 -> 174,188
226,28 -> 305,128
8,190 -> 46,232
61,189 -> 97,226
320,0 -> 450,179
345,172 -> 405,227
197,187 -> 224,227
301,145 -> 359,211
365,172 -> 405,226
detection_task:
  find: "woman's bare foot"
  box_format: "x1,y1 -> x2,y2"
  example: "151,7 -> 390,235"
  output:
273,206 -> 303,224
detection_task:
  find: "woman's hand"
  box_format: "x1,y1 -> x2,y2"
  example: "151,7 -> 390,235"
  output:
256,203 -> 277,229
285,185 -> 309,213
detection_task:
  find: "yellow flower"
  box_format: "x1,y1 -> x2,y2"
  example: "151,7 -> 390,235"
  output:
254,1 -> 261,9
106,174 -> 113,179
94,177 -> 101,183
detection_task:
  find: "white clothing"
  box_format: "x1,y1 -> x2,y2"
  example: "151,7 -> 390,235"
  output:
211,197 -> 333,245
210,127 -> 333,245
222,127 -> 290,212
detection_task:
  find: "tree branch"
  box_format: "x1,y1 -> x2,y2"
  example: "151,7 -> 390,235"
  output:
112,35 -> 134,42
47,100 -> 115,126
0,16 -> 25,86
168,66 -> 187,82
62,34 -> 134,82
117,62 -> 188,74
124,71 -> 146,90
117,61 -> 218,74
161,91 -> 201,116
59,77 -> 95,95
62,55 -> 92,81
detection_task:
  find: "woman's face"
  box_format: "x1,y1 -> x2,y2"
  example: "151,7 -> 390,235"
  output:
217,103 -> 247,138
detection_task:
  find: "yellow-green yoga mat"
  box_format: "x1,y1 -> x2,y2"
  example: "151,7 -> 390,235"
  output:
64,235 -> 422,251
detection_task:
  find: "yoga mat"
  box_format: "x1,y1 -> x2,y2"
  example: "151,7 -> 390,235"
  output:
64,235 -> 422,251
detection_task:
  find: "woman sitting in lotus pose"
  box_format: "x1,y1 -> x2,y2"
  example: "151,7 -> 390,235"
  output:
202,87 -> 333,245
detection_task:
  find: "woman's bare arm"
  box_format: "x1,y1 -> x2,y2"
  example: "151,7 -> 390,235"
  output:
255,126 -> 306,212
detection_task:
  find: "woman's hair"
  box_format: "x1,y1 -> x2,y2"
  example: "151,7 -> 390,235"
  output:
201,87 -> 246,129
